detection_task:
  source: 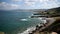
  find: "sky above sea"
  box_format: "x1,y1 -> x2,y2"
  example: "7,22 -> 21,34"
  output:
0,0 -> 60,10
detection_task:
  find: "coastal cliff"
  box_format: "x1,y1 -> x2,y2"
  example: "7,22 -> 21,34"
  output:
29,7 -> 60,34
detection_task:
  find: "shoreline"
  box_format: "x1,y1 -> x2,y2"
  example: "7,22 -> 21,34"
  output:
28,17 -> 60,34
19,17 -> 47,34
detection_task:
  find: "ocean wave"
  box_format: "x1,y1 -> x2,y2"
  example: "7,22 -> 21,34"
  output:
18,26 -> 36,34
19,18 -> 47,34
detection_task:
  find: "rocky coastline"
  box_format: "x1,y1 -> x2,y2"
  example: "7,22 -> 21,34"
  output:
28,17 -> 60,34
28,7 -> 60,34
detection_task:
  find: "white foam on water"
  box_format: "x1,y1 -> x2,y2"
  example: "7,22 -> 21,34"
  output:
20,19 -> 28,21
42,20 -> 47,24
18,26 -> 36,34
38,17 -> 43,20
18,18 -> 47,34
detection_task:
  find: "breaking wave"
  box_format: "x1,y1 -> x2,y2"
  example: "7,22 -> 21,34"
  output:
18,26 -> 36,34
18,18 -> 47,34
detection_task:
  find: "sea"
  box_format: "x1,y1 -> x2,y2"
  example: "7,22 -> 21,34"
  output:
0,10 -> 46,34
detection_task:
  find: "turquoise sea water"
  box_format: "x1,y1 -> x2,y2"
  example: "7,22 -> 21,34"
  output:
0,10 -> 43,34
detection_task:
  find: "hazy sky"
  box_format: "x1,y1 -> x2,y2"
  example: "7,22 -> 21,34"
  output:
0,0 -> 60,10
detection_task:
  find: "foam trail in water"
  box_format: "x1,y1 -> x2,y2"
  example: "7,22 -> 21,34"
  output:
20,19 -> 28,21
